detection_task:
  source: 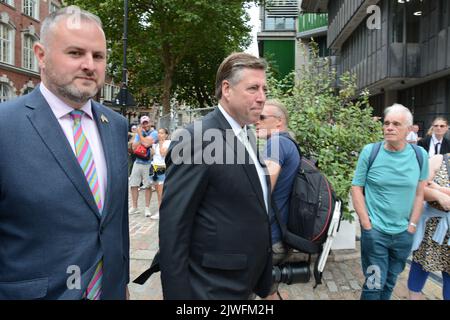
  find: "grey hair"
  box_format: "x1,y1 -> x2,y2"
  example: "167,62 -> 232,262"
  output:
40,5 -> 103,46
384,103 -> 413,126
264,99 -> 289,125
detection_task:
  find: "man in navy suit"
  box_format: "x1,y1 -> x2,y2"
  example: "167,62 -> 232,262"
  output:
159,53 -> 272,299
0,6 -> 129,299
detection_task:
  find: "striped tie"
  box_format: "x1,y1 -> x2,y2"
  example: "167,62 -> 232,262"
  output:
70,110 -> 103,300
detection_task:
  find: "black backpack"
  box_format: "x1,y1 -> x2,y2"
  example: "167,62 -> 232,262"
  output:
272,137 -> 342,287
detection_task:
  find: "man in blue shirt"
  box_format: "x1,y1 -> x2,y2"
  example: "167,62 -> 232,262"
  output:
352,103 -> 429,300
256,100 -> 300,300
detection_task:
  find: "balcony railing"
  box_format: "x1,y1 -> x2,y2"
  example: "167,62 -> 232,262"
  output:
298,13 -> 328,32
263,16 -> 296,31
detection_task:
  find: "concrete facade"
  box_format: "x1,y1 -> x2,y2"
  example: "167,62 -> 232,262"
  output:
302,0 -> 450,131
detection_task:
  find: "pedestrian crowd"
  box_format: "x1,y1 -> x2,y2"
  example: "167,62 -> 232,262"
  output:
127,115 -> 170,220
0,5 -> 447,301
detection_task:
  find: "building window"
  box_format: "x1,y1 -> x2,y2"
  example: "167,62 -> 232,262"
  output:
264,17 -> 295,31
49,2 -> 59,13
23,87 -> 33,94
1,0 -> 15,6
0,83 -> 13,102
23,35 -> 38,71
103,83 -> 120,102
391,0 -> 404,43
406,0 -> 422,43
23,0 -> 39,20
0,23 -> 13,64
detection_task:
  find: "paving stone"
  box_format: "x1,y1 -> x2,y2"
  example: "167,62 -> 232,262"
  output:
131,249 -> 153,260
326,281 -> 338,293
322,270 -> 333,280
349,279 -> 361,290
127,188 -> 443,300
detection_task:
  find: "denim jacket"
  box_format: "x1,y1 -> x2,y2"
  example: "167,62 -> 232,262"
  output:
411,202 -> 450,251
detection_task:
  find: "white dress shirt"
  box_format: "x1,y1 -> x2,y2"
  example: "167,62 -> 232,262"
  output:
40,83 -> 107,207
218,104 -> 269,213
429,134 -> 443,156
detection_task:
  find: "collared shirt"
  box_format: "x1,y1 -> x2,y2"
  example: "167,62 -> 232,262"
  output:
429,134 -> 443,156
218,104 -> 269,213
406,131 -> 418,143
40,83 -> 107,208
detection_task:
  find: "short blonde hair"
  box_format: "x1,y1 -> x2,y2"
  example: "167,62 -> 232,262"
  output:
264,99 -> 289,125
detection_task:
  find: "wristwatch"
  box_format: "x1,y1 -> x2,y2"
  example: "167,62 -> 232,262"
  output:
409,222 -> 417,228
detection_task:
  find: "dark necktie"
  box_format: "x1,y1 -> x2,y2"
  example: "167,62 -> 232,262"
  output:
435,142 -> 441,155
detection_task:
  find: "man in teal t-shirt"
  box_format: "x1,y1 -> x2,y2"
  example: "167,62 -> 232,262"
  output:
352,104 -> 429,300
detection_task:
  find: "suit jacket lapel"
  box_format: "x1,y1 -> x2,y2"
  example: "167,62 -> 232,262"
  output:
213,109 -> 268,212
248,128 -> 271,210
91,102 -> 113,223
442,138 -> 449,154
25,89 -> 101,219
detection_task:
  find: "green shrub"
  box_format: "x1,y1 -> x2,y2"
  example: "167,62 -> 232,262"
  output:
267,42 -> 383,221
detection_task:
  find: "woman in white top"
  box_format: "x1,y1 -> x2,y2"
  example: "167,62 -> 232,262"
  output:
150,128 -> 170,219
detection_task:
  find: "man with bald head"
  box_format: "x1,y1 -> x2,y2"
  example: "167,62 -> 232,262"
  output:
0,6 -> 130,299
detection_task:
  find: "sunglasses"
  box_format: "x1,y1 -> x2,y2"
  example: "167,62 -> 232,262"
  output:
259,114 -> 279,121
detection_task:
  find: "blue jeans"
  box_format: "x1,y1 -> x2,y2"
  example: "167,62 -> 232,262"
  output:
360,227 -> 414,300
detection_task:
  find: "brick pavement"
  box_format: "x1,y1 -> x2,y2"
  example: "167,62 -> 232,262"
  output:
127,189 -> 444,300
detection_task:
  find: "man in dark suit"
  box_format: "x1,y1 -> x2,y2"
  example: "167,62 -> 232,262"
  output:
418,117 -> 450,156
0,6 -> 129,299
159,52 -> 272,299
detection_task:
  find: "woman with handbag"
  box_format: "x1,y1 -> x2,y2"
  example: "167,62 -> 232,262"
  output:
149,128 -> 171,220
407,153 -> 450,300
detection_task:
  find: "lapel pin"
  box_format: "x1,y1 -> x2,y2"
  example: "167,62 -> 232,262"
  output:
101,114 -> 109,123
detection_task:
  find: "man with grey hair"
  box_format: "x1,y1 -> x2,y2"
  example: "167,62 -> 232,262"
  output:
0,6 -> 130,299
158,52 -> 272,299
351,103 -> 429,300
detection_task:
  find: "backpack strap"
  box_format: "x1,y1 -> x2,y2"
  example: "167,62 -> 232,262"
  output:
367,141 -> 423,173
367,142 -> 382,172
133,250 -> 160,285
410,143 -> 424,171
284,135 -> 302,164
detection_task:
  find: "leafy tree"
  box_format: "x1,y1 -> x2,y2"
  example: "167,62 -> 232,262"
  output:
68,0 -> 256,113
268,43 -> 383,221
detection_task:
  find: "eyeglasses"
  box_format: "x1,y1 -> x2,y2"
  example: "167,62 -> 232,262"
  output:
259,114 -> 279,121
433,124 -> 447,128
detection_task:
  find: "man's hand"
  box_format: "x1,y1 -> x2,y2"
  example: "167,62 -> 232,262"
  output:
361,222 -> 372,231
407,224 -> 417,234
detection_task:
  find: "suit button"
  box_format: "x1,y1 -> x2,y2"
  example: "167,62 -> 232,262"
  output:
267,247 -> 272,253
99,226 -> 104,235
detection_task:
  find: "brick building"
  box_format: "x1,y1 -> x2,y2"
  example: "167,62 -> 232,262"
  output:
0,0 -> 63,101
0,0 -> 121,109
